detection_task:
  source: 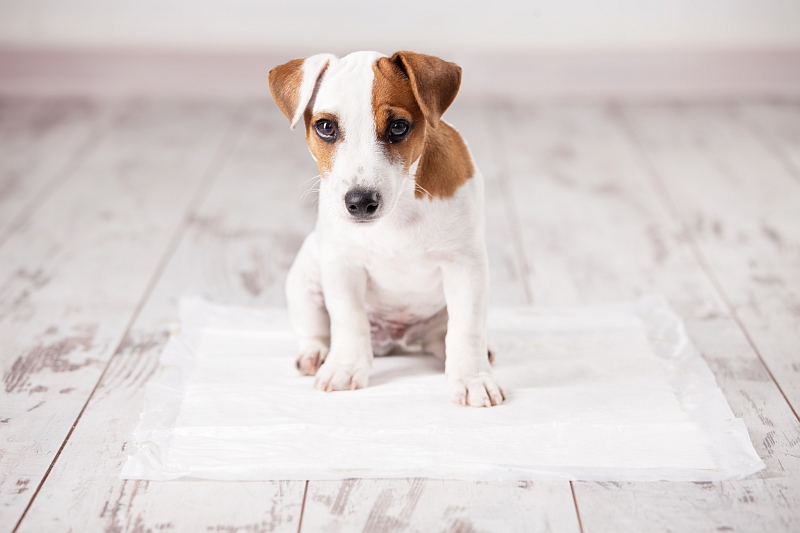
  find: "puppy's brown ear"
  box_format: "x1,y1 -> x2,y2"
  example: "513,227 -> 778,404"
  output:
269,54 -> 336,129
390,51 -> 462,127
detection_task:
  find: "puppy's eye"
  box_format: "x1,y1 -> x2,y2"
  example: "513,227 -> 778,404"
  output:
314,119 -> 337,141
387,120 -> 411,143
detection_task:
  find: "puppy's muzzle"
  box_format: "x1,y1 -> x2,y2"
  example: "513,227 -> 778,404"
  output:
345,188 -> 381,220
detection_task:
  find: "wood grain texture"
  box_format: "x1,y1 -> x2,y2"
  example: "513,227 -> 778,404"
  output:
0,100 -> 243,530
489,102 -> 800,531
301,479 -> 581,533
23,478 -> 305,533
619,104 -> 800,417
7,97 -> 799,532
0,98 -> 104,244
575,478 -> 800,533
15,104 -> 314,533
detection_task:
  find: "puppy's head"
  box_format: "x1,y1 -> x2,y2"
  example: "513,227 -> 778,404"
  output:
269,51 -> 462,223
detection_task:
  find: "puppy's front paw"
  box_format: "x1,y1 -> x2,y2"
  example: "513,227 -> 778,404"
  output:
295,342 -> 329,376
448,370 -> 505,407
314,360 -> 369,391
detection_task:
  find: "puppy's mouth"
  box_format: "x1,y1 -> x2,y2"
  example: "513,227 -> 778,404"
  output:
344,187 -> 382,223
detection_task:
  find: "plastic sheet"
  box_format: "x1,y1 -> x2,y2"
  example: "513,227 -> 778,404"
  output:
121,296 -> 765,481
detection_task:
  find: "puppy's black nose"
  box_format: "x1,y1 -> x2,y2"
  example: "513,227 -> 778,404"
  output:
345,188 -> 380,219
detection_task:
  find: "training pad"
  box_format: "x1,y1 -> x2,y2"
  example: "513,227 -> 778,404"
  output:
121,296 -> 764,481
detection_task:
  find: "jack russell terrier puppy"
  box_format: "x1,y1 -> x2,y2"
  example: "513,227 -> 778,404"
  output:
269,51 -> 504,407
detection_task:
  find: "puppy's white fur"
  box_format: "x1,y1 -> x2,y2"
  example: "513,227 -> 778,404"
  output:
275,51 -> 504,407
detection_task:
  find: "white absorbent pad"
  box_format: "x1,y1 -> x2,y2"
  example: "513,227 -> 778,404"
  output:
121,296 -> 764,482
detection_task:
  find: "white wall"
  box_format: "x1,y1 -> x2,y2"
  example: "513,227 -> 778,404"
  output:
0,0 -> 798,54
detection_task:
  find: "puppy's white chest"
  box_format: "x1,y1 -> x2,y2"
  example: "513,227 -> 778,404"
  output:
364,254 -> 445,318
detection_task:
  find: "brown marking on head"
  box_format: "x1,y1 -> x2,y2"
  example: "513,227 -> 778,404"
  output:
372,57 -> 427,173
373,52 -> 473,199
304,109 -> 340,177
270,55 -> 339,176
415,121 -> 475,199
268,58 -> 304,122
389,51 -> 462,127
269,54 -> 334,129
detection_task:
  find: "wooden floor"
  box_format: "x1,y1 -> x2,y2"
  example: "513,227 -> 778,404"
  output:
1,96 -> 800,533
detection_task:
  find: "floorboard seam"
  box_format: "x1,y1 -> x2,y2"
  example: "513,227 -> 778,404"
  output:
609,102 -> 800,425
10,105 -> 250,533
297,480 -> 309,533
570,481 -> 586,533
482,99 -> 535,305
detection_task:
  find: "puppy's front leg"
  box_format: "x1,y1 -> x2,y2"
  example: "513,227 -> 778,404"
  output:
441,254 -> 505,407
314,257 -> 372,391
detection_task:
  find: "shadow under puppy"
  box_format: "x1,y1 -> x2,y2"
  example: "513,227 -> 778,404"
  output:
269,51 -> 504,407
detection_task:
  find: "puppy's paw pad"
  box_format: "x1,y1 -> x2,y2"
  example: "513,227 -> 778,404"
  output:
314,362 -> 369,391
449,372 -> 505,408
296,346 -> 328,376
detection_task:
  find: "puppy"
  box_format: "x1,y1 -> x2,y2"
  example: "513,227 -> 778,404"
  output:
269,51 -> 504,407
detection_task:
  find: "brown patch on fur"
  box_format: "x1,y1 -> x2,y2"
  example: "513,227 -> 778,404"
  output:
372,57 -> 427,173
373,52 -> 473,199
304,110 -> 340,177
390,51 -> 462,127
271,56 -> 339,176
416,121 -> 474,199
268,58 -> 304,122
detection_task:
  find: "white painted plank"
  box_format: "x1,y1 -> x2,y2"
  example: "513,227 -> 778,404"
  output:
15,104 -> 314,532
0,98 -> 103,242
0,101 -> 243,530
491,103 -> 800,531
301,479 -> 581,533
620,103 -> 800,416
575,478 -> 800,533
42,479 -> 305,533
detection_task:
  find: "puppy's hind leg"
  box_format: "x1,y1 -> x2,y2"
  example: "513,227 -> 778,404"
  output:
286,232 -> 330,376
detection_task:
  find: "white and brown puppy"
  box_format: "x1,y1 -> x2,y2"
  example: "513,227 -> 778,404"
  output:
269,51 -> 504,407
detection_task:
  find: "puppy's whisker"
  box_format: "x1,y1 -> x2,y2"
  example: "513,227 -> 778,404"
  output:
299,179 -> 322,201
415,184 -> 433,199
300,187 -> 321,201
385,179 -> 416,219
298,174 -> 322,188
314,187 -> 336,216
404,175 -> 433,199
